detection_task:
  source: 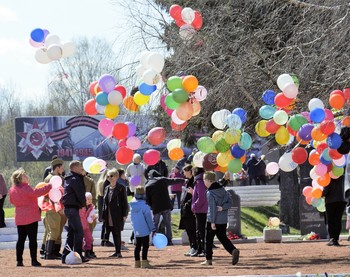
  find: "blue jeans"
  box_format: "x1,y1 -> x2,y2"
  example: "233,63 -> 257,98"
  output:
153,209 -> 172,241
62,207 -> 83,260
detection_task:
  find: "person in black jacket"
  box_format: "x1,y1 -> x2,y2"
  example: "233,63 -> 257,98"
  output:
145,170 -> 185,245
144,159 -> 169,179
61,160 -> 88,263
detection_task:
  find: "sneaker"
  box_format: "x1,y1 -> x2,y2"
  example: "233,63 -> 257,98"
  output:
81,257 -> 90,263
212,244 -> 219,249
109,252 -> 123,258
104,241 -> 114,247
128,239 -> 134,244
200,260 -> 212,266
185,248 -> 197,257
190,250 -> 198,257
326,239 -> 340,246
232,249 -> 240,265
198,252 -> 206,257
31,260 -> 42,267
17,261 -> 24,267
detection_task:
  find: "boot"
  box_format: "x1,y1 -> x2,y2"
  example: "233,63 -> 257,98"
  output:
45,240 -> 59,260
40,244 -> 46,259
54,244 -> 62,258
134,260 -> 141,268
141,260 -> 153,268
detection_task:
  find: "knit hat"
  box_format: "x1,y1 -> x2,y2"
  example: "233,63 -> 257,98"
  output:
135,186 -> 145,200
51,158 -> 64,167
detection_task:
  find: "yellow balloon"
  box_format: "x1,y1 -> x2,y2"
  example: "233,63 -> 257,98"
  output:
255,120 -> 270,137
134,91 -> 150,106
89,163 -> 102,174
275,126 -> 290,145
216,150 -> 233,167
224,128 -> 241,144
212,130 -> 225,142
104,104 -> 119,119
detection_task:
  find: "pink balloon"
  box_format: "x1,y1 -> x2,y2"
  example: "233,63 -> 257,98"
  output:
333,155 -> 346,166
50,175 -> 62,188
29,38 -> 44,48
118,139 -> 127,148
165,107 -> 174,116
282,83 -> 298,99
143,149 -> 160,166
160,94 -> 167,109
324,109 -> 334,120
126,136 -> 141,150
302,186 -> 312,197
300,111 -> 311,123
148,127 -> 166,146
98,118 -> 115,137
49,188 -> 62,202
315,163 -> 327,176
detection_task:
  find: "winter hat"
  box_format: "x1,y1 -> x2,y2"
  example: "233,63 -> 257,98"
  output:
85,192 -> 92,199
135,186 -> 145,200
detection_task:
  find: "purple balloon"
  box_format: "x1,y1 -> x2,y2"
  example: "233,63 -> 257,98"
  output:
298,123 -> 314,141
98,74 -> 116,93
126,121 -> 136,137
130,175 -> 141,186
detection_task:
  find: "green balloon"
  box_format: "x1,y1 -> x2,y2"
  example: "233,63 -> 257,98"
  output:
291,74 -> 299,88
173,88 -> 188,103
288,114 -> 308,131
167,76 -> 183,92
197,137 -> 215,153
332,166 -> 344,177
215,138 -> 231,153
228,158 -> 242,174
165,93 -> 179,110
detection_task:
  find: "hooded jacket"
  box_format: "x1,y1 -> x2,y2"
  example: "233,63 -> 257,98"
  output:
206,182 -> 232,224
322,174 -> 346,205
191,173 -> 208,214
130,199 -> 156,237
145,170 -> 185,214
62,171 -> 86,208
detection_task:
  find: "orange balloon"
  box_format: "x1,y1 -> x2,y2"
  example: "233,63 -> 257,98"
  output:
329,94 -> 345,110
36,182 -> 49,196
240,155 -> 246,164
317,174 -> 331,187
311,188 -> 322,199
341,116 -> 350,127
84,99 -> 98,115
168,147 -> 184,161
182,75 -> 198,93
216,166 -> 228,173
296,133 -> 310,145
311,127 -> 327,141
176,102 -> 193,121
89,81 -> 98,96
192,100 -> 201,116
94,82 -> 102,95
308,152 -> 320,166
123,96 -> 139,112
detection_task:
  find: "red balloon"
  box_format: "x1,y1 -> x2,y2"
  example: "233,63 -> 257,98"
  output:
286,123 -> 298,136
328,148 -> 342,160
115,147 -> 134,165
89,81 -> 98,96
202,153 -> 218,170
148,127 -> 166,145
330,89 -> 344,98
114,85 -> 126,99
175,19 -> 186,28
265,119 -> 280,134
169,4 -> 182,21
343,88 -> 350,99
118,138 -> 127,148
143,149 -> 160,166
291,147 -> 308,164
191,11 -> 203,30
171,120 -> 187,131
112,123 -> 129,140
319,120 -> 335,135
316,142 -> 328,154
84,99 -> 97,115
274,93 -> 294,108
302,186 -> 312,197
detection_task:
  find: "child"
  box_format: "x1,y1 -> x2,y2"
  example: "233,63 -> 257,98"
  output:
130,186 -> 156,268
201,171 -> 239,266
79,192 -> 97,258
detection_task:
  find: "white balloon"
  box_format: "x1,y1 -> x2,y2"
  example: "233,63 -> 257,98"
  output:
277,73 -> 294,91
108,90 -> 123,106
309,167 -> 318,180
139,51 -> 151,67
35,47 -> 51,64
61,41 -> 75,57
308,98 -> 325,111
181,7 -> 195,24
312,179 -> 324,190
47,44 -> 62,60
142,69 -> 161,85
278,152 -> 298,172
171,110 -> 186,124
95,103 -> 106,114
45,34 -> 61,47
135,64 -> 146,79
266,162 -> 279,175
194,85 -> 208,101
50,175 -> 62,188
83,156 -> 97,172
167,139 -> 182,151
270,217 -> 280,227
146,52 -> 165,73
193,151 -> 206,168
282,82 -> 298,99
49,188 -> 62,202
211,109 -> 231,130
179,24 -> 196,40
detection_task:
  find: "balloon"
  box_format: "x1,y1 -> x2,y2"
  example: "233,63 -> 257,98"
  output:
327,133 -> 342,149
211,110 -> 231,130
173,89 -> 189,104
192,100 -> 201,116
278,152 -> 297,172
115,147 -> 134,165
265,119 -> 280,134
282,83 -> 298,99
291,147 -> 308,164
95,91 -> 109,106
226,114 -> 242,130
171,120 -> 188,131
130,175 -> 142,187
230,144 -> 245,158
98,118 -> 114,137
146,52 -> 164,73
89,159 -> 107,173
262,90 -> 276,105
309,108 -> 325,123
142,69 -> 161,85
134,91 -> 150,106
328,148 -> 342,160
148,127 -> 166,145
315,163 -> 327,176
182,75 -> 198,92
259,105 -> 276,119
171,110 -> 186,125
232,108 -> 247,124
266,162 -> 279,175
194,85 -> 208,101
329,93 -> 345,110
50,176 -> 62,188
239,132 -> 252,150
298,124 -> 314,141
167,76 -> 183,92
49,188 -> 62,202
277,73 -> 294,91
124,96 -> 139,112
139,82 -> 157,96
193,151 -> 206,167
84,99 -> 98,115
31,28 -> 45,42
167,139 -> 182,151
114,85 -> 127,99
270,217 -> 280,227
126,136 -> 141,150
311,188 -> 322,199
108,90 -> 123,106
202,153 -> 218,170
112,123 -> 129,140
317,174 -> 331,187
311,127 -> 327,142
139,51 -> 151,66
273,110 -> 289,125
197,137 -> 215,153
319,120 -> 335,136
61,41 -> 75,58
288,114 -> 308,131
302,186 -> 313,197
228,158 -> 242,174
212,130 -> 225,143
98,74 -> 116,93
95,103 -> 106,114
179,24 -> 196,40
308,98 -> 324,111
308,151 -> 320,166
275,126 -> 290,145
165,93 -> 180,110
35,47 -> 51,64
169,147 -> 184,160
118,139 -> 127,148
45,34 -> 61,47
215,138 -> 231,153
216,151 -> 233,168
104,104 -> 119,119
169,4 -> 182,20
47,44 -> 62,60
191,10 -> 203,30
224,129 -> 241,144
316,142 -> 328,154
153,233 -> 168,249
274,93 -> 294,108
181,7 -> 195,24
83,157 -> 97,172
30,38 -> 45,48
143,149 -> 161,166
333,155 -> 346,166
255,120 -> 270,137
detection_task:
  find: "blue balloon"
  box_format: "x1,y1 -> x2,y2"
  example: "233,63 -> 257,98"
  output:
309,108 -> 325,123
320,148 -> 332,161
320,156 -> 332,165
95,91 -> 109,106
30,28 -> 45,42
139,82 -> 157,96
230,144 -> 245,158
232,108 -> 247,124
239,132 -> 252,150
262,90 -> 276,105
259,105 -> 276,119
327,133 -> 342,149
153,233 -> 167,249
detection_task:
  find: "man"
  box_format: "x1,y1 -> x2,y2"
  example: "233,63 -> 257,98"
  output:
246,153 -> 260,186
145,170 -> 185,245
144,159 -> 169,179
61,160 -> 88,263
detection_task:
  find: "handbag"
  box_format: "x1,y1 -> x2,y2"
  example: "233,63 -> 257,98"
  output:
64,245 -> 82,265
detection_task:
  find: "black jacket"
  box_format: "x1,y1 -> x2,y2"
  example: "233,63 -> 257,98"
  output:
62,172 -> 86,208
180,176 -> 195,218
145,160 -> 169,179
145,170 -> 185,214
322,175 -> 347,204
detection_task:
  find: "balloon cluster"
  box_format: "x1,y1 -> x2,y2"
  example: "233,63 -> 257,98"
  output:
194,107 -> 252,174
83,156 -> 107,174
167,138 -> 184,161
84,74 -> 127,119
169,4 -> 203,40
30,28 -> 75,64
161,75 -> 207,131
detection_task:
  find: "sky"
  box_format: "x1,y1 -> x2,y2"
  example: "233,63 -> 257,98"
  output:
0,0 -> 125,101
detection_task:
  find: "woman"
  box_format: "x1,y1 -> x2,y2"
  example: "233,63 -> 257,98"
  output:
179,165 -> 197,257
9,168 -> 51,267
169,166 -> 184,209
0,173 -> 8,228
102,168 -> 129,258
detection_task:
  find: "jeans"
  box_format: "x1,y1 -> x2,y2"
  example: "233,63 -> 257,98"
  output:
195,213 -> 207,254
205,222 -> 235,261
153,209 -> 172,241
62,207 -> 84,260
16,221 -> 38,262
134,235 -> 149,261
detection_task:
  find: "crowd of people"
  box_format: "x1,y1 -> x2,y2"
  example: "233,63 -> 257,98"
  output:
1,149 -> 350,268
